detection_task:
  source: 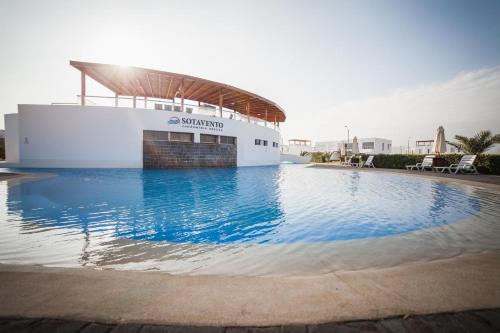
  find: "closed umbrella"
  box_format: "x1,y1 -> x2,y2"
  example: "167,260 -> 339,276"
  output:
352,136 -> 359,154
432,126 -> 447,154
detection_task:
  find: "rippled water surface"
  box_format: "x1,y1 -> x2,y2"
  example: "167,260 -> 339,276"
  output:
1,165 -> 499,275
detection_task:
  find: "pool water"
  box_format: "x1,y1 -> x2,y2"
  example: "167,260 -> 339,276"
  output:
1,165 -> 499,275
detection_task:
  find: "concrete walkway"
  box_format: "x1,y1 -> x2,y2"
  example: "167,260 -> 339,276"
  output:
2,308 -> 500,332
310,163 -> 500,188
1,250 -> 500,327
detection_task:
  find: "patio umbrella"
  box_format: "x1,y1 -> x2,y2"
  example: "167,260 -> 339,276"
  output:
432,126 -> 447,154
352,136 -> 360,154
340,143 -> 346,157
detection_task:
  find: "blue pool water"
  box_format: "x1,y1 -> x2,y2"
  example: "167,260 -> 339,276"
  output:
0,165 -> 482,245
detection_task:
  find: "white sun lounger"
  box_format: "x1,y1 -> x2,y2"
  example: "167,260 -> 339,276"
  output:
406,155 -> 435,171
341,157 -> 352,166
362,155 -> 375,168
434,155 -> 479,174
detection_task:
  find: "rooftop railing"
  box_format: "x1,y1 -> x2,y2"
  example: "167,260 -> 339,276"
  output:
51,95 -> 280,130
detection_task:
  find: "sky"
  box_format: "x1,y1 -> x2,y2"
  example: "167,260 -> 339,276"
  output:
0,0 -> 499,147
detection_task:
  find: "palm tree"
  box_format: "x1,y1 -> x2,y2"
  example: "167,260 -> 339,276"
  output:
448,130 -> 500,155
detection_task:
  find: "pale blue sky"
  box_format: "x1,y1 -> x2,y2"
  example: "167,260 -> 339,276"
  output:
1,0 -> 499,146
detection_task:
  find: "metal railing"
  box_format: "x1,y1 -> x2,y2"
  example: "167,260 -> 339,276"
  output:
52,95 -> 280,130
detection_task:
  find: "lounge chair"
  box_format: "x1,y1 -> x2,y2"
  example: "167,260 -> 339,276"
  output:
341,157 -> 352,166
362,155 -> 375,168
406,155 -> 435,171
434,155 -> 479,174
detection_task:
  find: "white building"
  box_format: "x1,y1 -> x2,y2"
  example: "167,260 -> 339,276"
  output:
4,61 -> 286,169
315,138 -> 392,154
412,140 -> 500,155
280,139 -> 314,156
413,140 -> 461,155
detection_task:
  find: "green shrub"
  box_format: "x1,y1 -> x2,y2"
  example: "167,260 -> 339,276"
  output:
362,153 -> 500,175
310,152 -> 332,163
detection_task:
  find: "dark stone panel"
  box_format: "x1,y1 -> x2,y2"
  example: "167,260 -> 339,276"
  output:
80,323 -> 115,333
166,326 -> 224,333
109,323 -> 143,333
143,141 -> 236,169
0,318 -> 42,333
26,319 -> 89,333
282,326 -> 307,333
4,309 -> 500,333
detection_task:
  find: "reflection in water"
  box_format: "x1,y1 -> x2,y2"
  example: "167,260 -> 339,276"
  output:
0,165 -> 497,275
349,171 -> 360,197
5,167 -> 284,244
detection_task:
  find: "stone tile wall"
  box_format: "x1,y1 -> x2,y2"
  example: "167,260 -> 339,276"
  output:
143,140 -> 237,168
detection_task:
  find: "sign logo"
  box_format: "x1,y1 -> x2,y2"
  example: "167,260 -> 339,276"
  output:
167,115 -> 224,132
168,116 -> 180,125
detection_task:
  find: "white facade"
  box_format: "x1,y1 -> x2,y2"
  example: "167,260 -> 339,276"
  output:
280,139 -> 314,156
315,138 -> 392,154
4,104 -> 281,168
412,140 -> 499,155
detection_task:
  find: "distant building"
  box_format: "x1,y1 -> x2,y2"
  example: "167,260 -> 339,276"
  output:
315,138 -> 392,154
413,140 -> 499,155
281,139 -> 314,155
414,140 -> 461,154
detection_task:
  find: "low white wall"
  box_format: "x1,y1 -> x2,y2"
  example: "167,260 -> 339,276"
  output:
280,153 -> 311,164
8,105 -> 281,168
4,114 -> 20,163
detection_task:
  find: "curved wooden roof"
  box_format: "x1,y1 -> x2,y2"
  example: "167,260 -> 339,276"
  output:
70,60 -> 286,122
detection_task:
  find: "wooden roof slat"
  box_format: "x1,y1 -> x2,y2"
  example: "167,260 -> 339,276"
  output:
165,76 -> 174,100
70,60 -> 286,122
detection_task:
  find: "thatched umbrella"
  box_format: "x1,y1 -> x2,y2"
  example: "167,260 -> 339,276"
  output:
432,126 -> 447,154
352,136 -> 360,155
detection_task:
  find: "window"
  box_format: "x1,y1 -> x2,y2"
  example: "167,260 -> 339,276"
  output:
170,132 -> 194,142
263,140 -> 268,146
143,130 -> 169,141
164,105 -> 172,111
200,134 -> 218,144
220,136 -> 236,145
382,143 -> 385,150
416,141 -> 433,147
273,142 -> 279,148
255,139 -> 261,145
362,142 -> 374,149
173,105 -> 182,112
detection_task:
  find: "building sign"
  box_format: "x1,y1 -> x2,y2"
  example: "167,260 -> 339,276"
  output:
168,116 -> 223,132
168,116 -> 180,125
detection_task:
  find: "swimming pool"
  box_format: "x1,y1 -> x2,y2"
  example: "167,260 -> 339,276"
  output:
1,165 -> 499,275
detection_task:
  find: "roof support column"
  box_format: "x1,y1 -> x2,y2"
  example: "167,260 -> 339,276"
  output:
114,93 -> 118,107
180,79 -> 184,112
219,90 -> 223,118
246,101 -> 250,123
133,96 -> 137,108
264,108 -> 268,127
144,97 -> 147,109
80,71 -> 86,106
274,114 -> 277,129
